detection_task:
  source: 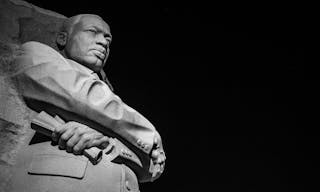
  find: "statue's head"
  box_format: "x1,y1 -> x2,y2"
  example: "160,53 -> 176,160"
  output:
56,14 -> 112,72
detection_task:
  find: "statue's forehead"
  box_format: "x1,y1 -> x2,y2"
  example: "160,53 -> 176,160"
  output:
78,15 -> 110,32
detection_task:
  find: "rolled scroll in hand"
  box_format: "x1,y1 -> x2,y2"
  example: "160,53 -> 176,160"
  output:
31,111 -> 103,165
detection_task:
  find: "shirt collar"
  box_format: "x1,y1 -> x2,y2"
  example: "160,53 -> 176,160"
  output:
66,58 -> 114,91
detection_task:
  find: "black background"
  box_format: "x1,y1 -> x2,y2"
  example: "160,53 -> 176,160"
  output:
25,1 -> 310,191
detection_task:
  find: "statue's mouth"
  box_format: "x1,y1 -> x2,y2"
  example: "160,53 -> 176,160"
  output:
92,49 -> 106,60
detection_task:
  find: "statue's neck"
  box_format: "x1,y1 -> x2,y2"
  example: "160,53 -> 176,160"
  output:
58,50 -> 68,58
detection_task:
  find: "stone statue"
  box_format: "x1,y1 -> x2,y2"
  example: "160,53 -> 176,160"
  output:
0,4 -> 165,191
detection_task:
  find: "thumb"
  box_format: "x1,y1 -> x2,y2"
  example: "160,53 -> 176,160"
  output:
89,136 -> 110,149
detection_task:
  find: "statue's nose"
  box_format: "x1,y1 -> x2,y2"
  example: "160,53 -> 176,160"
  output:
96,35 -> 109,48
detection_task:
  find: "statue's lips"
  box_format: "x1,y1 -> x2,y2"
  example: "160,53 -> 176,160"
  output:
91,49 -> 106,60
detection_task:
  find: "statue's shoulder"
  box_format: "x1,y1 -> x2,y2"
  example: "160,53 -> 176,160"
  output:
22,41 -> 51,50
19,41 -> 67,67
21,41 -> 61,58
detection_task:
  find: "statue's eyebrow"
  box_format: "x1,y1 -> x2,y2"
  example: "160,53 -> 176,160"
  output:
89,26 -> 112,39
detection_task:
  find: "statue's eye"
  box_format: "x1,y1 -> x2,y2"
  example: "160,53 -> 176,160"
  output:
87,29 -> 97,34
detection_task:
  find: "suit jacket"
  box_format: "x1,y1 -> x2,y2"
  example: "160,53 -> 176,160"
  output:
13,41 -> 164,182
1,136 -> 140,192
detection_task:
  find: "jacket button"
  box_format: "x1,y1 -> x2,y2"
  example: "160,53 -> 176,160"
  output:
126,151 -> 132,157
125,181 -> 131,191
120,149 -> 127,155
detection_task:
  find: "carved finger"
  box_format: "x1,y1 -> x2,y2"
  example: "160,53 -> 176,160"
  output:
51,131 -> 58,142
90,136 -> 109,149
73,134 -> 91,153
58,127 -> 75,150
151,149 -> 160,159
66,134 -> 81,153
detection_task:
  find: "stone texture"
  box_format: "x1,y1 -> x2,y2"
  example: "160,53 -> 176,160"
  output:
0,0 -> 66,48
0,0 -> 66,167
0,2 -> 68,190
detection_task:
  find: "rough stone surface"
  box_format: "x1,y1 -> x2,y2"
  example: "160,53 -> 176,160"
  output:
0,41 -> 35,165
0,0 -> 66,167
0,0 -> 66,49
0,1 -> 66,189
0,1 -> 69,190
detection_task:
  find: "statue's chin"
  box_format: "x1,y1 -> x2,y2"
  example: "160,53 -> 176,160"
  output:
79,56 -> 105,72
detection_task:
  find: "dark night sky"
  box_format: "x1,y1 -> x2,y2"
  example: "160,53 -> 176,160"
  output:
25,1 -> 311,191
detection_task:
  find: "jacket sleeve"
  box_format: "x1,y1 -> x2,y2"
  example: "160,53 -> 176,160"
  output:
13,41 -> 164,182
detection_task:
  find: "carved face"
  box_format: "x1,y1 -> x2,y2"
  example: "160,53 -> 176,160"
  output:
65,15 -> 112,72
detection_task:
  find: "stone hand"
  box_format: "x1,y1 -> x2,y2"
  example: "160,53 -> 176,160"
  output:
150,132 -> 166,180
52,121 -> 109,155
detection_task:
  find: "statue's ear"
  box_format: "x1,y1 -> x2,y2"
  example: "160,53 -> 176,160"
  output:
56,32 -> 67,49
